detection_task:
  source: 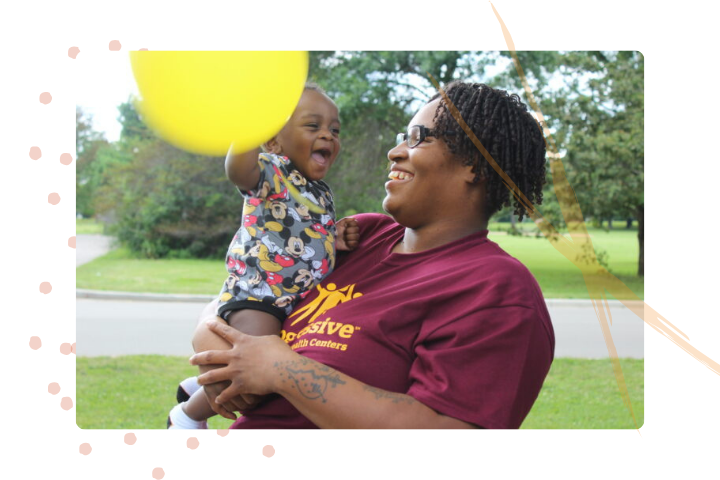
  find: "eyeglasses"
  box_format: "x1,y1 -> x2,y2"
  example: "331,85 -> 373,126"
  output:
395,125 -> 456,149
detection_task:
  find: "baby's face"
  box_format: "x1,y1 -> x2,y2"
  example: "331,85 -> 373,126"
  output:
268,90 -> 341,182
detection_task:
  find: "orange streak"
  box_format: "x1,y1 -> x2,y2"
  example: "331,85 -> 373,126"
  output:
488,0 -> 515,50
428,6 -> 672,432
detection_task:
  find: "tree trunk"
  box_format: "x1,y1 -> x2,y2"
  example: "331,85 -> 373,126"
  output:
510,214 -> 516,229
608,217 -> 613,230
626,217 -> 633,229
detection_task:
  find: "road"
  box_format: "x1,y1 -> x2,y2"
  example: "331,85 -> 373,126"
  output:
76,298 -> 644,358
75,233 -> 644,359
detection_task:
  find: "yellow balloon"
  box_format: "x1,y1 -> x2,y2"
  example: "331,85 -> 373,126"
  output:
129,51 -> 309,156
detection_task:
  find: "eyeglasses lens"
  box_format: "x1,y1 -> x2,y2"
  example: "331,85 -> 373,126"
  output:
408,126 -> 422,148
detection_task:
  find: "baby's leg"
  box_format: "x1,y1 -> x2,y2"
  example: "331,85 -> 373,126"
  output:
222,309 -> 282,404
224,308 -> 282,336
181,387 -> 216,422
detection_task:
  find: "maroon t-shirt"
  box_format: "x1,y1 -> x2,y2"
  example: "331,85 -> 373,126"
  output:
232,213 -> 555,429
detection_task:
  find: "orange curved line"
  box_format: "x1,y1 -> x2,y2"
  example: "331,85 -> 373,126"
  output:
488,0 -> 515,51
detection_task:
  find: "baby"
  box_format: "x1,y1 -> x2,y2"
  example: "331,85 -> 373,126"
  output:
168,84 -> 359,428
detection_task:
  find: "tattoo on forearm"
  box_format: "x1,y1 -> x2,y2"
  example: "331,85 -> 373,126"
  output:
274,358 -> 345,403
362,385 -> 417,405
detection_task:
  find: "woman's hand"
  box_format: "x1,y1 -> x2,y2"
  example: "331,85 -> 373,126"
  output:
189,320 -> 292,405
203,380 -> 260,420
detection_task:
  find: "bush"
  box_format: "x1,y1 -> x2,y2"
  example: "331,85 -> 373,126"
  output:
97,140 -> 244,259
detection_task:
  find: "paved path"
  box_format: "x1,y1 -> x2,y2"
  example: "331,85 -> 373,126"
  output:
76,297 -> 644,358
75,232 -> 644,358
76,234 -> 115,267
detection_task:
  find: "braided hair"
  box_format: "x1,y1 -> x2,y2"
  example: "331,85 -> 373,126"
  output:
429,82 -> 546,221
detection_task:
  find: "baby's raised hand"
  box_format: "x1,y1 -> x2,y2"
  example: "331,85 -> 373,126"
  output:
335,217 -> 360,251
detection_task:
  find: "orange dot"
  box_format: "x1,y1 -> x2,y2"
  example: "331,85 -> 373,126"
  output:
48,193 -> 61,205
29,336 -> 42,350
109,40 -> 121,51
152,468 -> 165,479
124,433 -> 137,445
262,445 -> 275,457
48,382 -> 60,395
60,153 -> 73,165
68,236 -> 76,248
60,343 -> 72,355
79,443 -> 92,455
29,146 -> 41,160
39,92 -> 52,105
39,282 -> 52,294
216,429 -> 229,437
61,397 -> 73,410
68,46 -> 80,59
187,437 -> 199,449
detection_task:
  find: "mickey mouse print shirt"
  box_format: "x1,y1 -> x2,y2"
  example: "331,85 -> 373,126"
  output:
217,153 -> 336,321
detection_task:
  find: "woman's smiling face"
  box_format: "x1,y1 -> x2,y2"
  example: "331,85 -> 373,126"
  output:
383,99 -> 474,228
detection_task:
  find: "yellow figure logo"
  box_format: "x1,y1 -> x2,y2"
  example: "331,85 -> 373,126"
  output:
289,283 -> 363,326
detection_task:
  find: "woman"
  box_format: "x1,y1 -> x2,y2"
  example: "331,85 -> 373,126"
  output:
191,82 -> 555,429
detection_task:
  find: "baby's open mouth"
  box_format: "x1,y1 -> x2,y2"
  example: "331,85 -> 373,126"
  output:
312,148 -> 331,163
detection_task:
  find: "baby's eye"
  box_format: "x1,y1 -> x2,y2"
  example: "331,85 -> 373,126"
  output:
305,123 -> 319,129
332,128 -> 340,136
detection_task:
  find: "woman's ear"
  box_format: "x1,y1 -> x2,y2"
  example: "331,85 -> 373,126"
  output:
464,163 -> 485,185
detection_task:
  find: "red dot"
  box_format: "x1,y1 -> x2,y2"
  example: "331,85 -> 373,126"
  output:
60,343 -> 72,355
60,153 -> 73,165
29,147 -> 41,160
48,383 -> 60,395
109,40 -> 122,51
185,437 -> 200,450
68,236 -> 76,248
39,92 -> 52,105
68,47 -> 80,59
29,336 -> 42,350
152,468 -> 165,479
262,445 -> 275,457
48,193 -> 61,205
61,397 -> 73,410
80,442 -> 92,457
125,432 -> 137,445
39,282 -> 52,294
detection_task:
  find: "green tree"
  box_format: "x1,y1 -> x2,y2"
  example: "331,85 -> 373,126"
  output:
96,101 -> 244,258
94,51 -> 643,268
496,51 -> 644,275
76,107 -> 109,218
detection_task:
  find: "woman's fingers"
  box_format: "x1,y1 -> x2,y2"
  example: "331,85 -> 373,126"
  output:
203,381 -> 239,419
214,382 -> 245,405
195,365 -> 231,384
205,319 -> 245,342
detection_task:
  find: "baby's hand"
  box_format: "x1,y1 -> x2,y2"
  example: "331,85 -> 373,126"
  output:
335,217 -> 360,251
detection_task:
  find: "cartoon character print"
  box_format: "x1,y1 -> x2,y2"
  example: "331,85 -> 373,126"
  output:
280,228 -> 320,262
289,202 -> 312,223
287,169 -> 307,188
218,153 -> 337,317
264,200 -> 295,231
281,268 -> 315,295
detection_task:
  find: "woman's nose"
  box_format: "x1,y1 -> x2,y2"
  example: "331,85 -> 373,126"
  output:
387,142 -> 408,162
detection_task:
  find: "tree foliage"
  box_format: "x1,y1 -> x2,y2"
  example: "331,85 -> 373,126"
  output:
91,101 -> 244,258
76,108 -> 110,217
492,51 -> 644,274
79,51 -> 643,273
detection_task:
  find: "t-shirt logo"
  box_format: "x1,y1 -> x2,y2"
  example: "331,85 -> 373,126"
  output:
289,282 -> 363,327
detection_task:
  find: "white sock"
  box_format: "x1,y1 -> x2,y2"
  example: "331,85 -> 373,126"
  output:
167,403 -> 207,429
179,376 -> 201,398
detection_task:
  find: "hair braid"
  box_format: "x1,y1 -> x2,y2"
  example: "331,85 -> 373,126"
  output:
430,82 -> 546,221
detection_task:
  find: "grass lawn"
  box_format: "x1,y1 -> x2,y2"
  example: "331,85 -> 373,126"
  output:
76,248 -> 225,295
76,355 -> 643,429
77,223 -> 643,299
76,218 -> 105,235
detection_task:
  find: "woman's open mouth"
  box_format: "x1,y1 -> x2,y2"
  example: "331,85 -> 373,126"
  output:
387,170 -> 415,182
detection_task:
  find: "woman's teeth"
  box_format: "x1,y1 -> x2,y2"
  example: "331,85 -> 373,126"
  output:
388,171 -> 414,181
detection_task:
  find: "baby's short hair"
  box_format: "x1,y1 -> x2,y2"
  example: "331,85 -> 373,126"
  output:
260,82 -> 331,153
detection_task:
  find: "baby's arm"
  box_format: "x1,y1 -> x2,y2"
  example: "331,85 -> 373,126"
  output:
225,144 -> 261,191
335,217 -> 360,251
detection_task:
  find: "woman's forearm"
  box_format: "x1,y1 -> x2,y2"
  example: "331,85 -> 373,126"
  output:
272,353 -> 475,429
